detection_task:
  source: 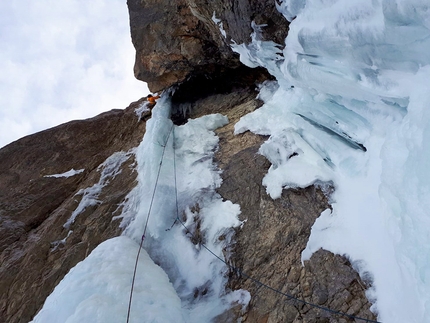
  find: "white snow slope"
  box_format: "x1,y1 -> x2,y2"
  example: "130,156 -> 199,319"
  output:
32,1 -> 430,322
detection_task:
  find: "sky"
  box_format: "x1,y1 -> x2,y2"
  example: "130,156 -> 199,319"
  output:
0,0 -> 149,148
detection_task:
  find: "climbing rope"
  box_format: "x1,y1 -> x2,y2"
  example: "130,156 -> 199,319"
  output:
170,215 -> 381,322
170,126 -> 381,323
126,124 -> 174,323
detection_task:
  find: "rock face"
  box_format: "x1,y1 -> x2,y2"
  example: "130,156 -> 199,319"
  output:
185,90 -> 376,322
127,0 -> 289,92
0,100 -> 150,323
0,92 -> 376,323
0,2 -> 377,322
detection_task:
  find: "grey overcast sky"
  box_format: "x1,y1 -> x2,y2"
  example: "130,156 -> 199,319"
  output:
0,0 -> 149,148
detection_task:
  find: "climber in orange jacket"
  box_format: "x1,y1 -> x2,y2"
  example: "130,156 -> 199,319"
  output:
147,94 -> 160,104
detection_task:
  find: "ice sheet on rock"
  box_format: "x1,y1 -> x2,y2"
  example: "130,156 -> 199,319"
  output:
259,129 -> 333,198
234,1 -> 430,322
134,101 -> 151,120
276,0 -> 306,22
231,22 -> 285,81
212,12 -> 227,38
50,230 -> 73,252
44,168 -> 84,178
64,149 -> 134,229
31,236 -> 185,323
120,97 -> 249,322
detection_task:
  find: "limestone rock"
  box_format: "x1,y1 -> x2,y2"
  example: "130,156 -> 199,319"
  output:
127,0 -> 289,92
0,99 -> 148,323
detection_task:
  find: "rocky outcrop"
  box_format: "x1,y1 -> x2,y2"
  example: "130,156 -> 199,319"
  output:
0,100 -> 150,323
127,0 -> 289,92
185,90 -> 376,322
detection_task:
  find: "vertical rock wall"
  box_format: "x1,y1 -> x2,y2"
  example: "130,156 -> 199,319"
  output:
127,0 -> 289,92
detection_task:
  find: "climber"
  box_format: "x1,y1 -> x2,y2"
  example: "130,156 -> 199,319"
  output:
147,94 -> 160,105
138,94 -> 161,122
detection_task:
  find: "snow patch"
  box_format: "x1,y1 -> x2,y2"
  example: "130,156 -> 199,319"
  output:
50,230 -> 73,252
64,149 -> 135,229
44,168 -> 84,178
212,12 -> 227,38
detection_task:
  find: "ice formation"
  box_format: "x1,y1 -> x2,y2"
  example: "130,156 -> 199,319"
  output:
33,95 -> 249,322
120,96 -> 249,322
233,0 -> 430,322
30,236 -> 184,323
